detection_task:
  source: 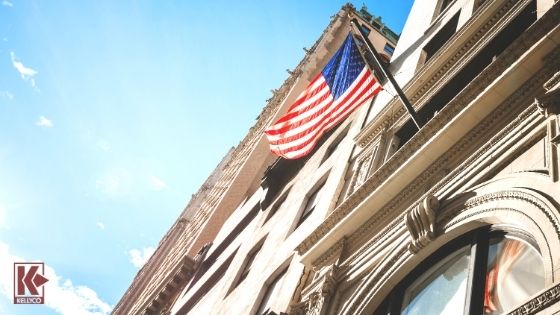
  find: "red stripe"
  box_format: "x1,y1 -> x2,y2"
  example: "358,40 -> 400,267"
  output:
287,73 -> 324,111
270,80 -> 377,157
268,76 -> 376,151
267,72 -> 375,144
273,82 -> 330,125
266,71 -> 372,137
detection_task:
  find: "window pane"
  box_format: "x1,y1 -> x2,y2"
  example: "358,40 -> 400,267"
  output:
256,268 -> 287,315
401,246 -> 471,315
484,237 -> 544,314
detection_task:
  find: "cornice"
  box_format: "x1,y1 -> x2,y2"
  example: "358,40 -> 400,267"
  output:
355,0 -> 534,148
508,283 -> 560,315
296,3 -> 559,257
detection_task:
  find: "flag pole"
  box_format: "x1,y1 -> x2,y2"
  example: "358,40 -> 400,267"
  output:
350,18 -> 422,130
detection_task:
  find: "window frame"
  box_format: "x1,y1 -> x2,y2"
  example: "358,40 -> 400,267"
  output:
296,180 -> 326,228
376,226 -> 543,315
229,238 -> 266,292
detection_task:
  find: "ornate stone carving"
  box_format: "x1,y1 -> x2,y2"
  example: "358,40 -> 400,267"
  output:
405,195 -> 440,254
508,283 -> 560,315
289,265 -> 338,315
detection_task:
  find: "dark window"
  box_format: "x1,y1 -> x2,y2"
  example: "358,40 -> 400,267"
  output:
256,267 -> 288,315
439,0 -> 454,14
188,204 -> 261,288
232,241 -> 264,289
264,189 -> 290,223
321,125 -> 350,163
384,43 -> 395,56
361,24 -> 371,36
374,228 -> 544,315
396,1 -> 537,149
178,249 -> 238,314
296,181 -> 326,227
423,12 -> 460,63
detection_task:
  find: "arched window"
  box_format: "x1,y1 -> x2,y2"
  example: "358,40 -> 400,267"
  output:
374,227 -> 545,315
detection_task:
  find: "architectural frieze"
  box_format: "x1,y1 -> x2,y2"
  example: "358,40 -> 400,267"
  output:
355,0 -> 555,148
508,283 -> 560,315
297,33 -> 558,256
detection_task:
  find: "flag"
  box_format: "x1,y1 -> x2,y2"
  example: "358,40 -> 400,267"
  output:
265,33 -> 382,159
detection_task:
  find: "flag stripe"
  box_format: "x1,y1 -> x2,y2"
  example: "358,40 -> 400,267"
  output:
269,70 -> 378,155
267,67 -> 373,144
265,33 -> 382,159
266,67 -> 371,138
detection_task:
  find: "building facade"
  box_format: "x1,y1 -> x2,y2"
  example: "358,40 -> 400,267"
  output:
115,1 -> 560,314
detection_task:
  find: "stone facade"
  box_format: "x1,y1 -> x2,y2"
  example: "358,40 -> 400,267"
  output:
114,1 -> 560,314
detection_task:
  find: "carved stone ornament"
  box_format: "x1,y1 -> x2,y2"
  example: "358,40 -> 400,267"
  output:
289,265 -> 338,315
405,195 -> 440,254
536,71 -> 560,117
508,283 -> 560,315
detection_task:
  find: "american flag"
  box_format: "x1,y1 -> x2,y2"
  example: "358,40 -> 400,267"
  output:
265,33 -> 382,159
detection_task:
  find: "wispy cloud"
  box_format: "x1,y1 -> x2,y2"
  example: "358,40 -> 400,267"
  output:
96,221 -> 105,230
2,1 -> 13,7
0,242 -> 111,314
36,115 -> 53,128
149,176 -> 167,191
127,247 -> 155,268
0,91 -> 14,100
10,52 -> 38,88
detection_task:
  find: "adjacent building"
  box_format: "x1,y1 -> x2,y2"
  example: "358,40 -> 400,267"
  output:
114,1 -> 560,314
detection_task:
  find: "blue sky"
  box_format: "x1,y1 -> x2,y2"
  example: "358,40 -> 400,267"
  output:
0,1 -> 413,313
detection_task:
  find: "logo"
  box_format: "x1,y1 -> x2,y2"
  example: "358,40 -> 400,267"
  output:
13,262 -> 49,304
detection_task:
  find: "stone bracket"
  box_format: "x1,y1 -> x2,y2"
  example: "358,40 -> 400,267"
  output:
405,195 -> 440,254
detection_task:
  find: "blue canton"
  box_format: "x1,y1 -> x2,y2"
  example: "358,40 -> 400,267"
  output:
321,34 -> 365,100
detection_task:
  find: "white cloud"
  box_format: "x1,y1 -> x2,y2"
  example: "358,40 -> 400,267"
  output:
0,91 -> 14,100
127,247 -> 155,268
0,241 -> 112,314
10,52 -> 38,87
36,116 -> 53,128
2,1 -> 13,7
149,176 -> 167,191
96,222 -> 105,230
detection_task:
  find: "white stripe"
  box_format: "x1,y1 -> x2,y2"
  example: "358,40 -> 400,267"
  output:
271,78 -> 377,154
269,70 -> 373,147
267,67 -> 370,141
265,85 -> 331,133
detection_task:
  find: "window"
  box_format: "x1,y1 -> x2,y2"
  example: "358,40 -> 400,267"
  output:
374,228 -> 545,315
255,267 -> 288,315
396,1 -> 537,150
296,181 -> 326,228
321,125 -> 350,164
264,189 -> 290,223
423,11 -> 460,64
232,240 -> 264,290
439,0 -> 454,14
383,43 -> 395,56
361,24 -> 371,36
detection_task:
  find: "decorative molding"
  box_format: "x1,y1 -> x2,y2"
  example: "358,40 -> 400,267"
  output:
442,190 -> 560,240
356,0 -> 530,148
297,22 -> 559,256
289,265 -> 339,315
508,283 -> 560,315
312,237 -> 346,269
405,195 -> 440,254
